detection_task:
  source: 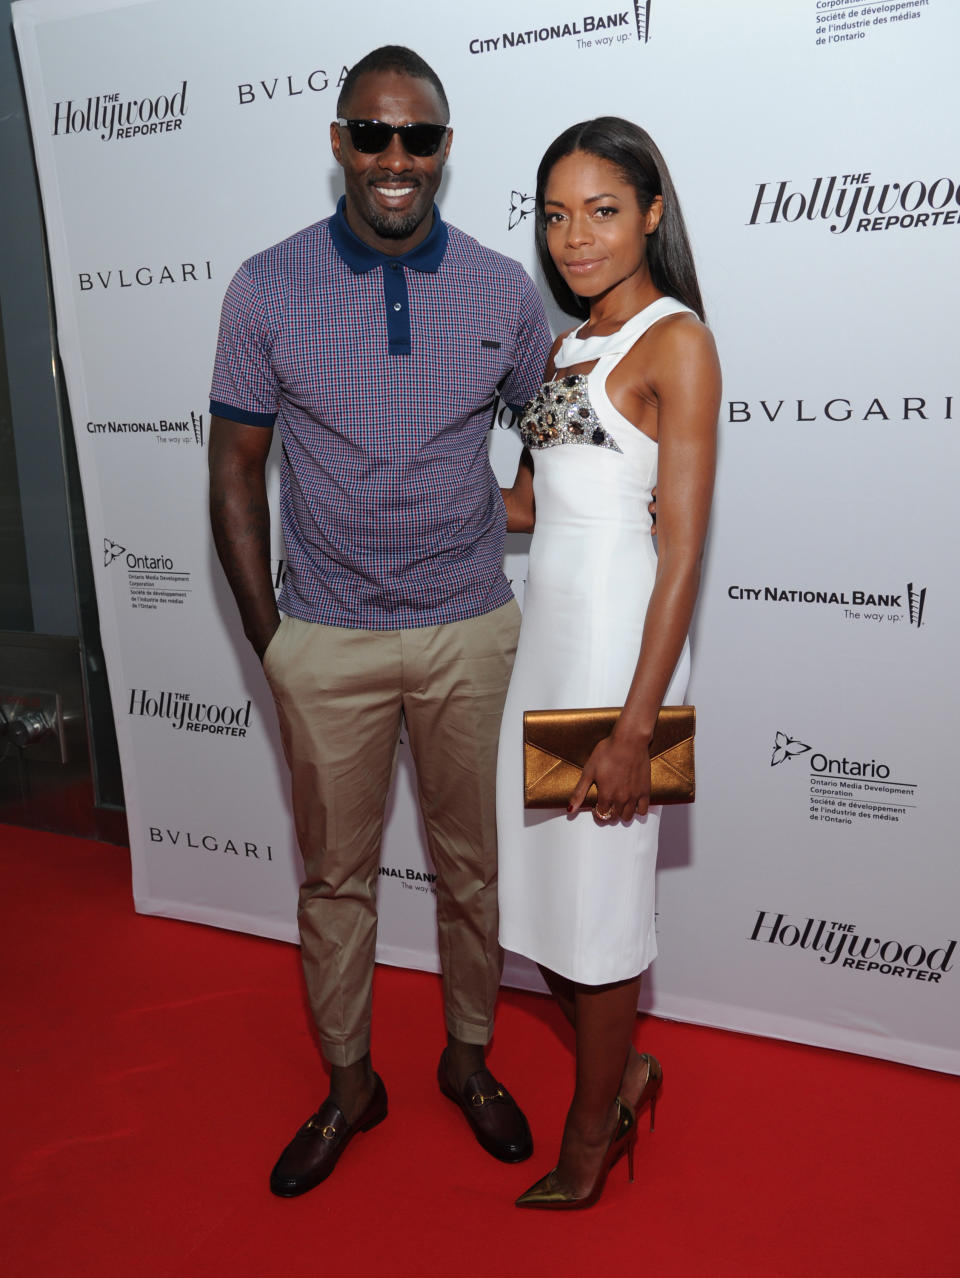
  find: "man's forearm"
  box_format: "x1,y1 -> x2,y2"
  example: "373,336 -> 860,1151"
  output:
209,431 -> 280,659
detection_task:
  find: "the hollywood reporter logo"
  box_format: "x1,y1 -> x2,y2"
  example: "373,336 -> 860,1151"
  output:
53,82 -> 187,142
750,910 -> 954,985
129,688 -> 252,738
749,170 -> 960,235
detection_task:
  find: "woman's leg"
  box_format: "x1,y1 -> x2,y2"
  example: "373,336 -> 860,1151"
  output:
553,974 -> 641,1197
538,963 -> 650,1119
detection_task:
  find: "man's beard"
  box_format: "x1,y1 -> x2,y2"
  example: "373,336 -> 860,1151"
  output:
367,208 -> 423,240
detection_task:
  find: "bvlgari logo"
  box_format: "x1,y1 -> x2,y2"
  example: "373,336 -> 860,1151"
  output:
727,395 -> 953,423
508,191 -> 535,231
749,909 -> 954,985
468,6 -> 644,55
770,733 -> 811,767
748,170 -> 960,235
237,66 -> 344,106
78,261 -> 212,292
53,82 -> 188,142
148,826 -> 275,863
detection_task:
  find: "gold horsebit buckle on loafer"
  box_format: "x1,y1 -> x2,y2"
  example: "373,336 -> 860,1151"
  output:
470,1086 -> 505,1107
305,1115 -> 339,1140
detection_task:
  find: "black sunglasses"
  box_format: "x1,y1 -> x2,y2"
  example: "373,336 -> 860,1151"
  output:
336,117 -> 449,158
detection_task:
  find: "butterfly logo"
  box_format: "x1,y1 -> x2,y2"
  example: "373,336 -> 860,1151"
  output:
508,191 -> 535,230
770,732 -> 811,767
104,538 -> 126,567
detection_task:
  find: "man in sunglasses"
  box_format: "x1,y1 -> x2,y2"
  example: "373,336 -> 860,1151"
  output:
209,45 -> 551,1196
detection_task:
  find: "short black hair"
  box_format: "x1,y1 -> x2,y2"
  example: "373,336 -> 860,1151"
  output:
337,45 -> 450,122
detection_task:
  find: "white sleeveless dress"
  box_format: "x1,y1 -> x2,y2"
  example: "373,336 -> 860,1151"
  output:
496,296 -> 692,985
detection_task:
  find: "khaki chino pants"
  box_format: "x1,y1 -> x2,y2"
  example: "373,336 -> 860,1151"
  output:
262,601 -> 521,1067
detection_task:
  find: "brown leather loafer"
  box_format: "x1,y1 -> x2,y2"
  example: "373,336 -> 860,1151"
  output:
269,1074 -> 388,1197
437,1050 -> 533,1163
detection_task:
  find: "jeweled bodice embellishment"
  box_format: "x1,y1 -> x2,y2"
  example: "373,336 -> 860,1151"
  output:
518,375 -> 622,454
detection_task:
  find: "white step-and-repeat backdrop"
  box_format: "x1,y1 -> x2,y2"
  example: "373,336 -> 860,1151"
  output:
14,0 -> 958,1073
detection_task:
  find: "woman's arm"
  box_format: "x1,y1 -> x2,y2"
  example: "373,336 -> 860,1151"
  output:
501,447 -> 536,532
569,317 -> 721,821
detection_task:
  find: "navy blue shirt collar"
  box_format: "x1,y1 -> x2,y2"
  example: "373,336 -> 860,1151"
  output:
329,196 -> 448,275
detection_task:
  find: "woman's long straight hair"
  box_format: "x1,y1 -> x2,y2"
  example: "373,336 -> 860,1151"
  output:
535,117 -> 706,322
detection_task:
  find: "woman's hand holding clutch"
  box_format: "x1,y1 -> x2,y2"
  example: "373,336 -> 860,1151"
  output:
567,732 -> 652,824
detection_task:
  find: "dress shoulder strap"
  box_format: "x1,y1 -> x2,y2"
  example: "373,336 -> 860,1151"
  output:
556,296 -> 693,369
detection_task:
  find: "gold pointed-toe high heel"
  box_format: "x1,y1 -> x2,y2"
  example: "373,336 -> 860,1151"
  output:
514,1098 -> 637,1211
621,1052 -> 663,1133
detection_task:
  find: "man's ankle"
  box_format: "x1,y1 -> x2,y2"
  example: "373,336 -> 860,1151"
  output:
329,1057 -> 376,1122
445,1036 -> 486,1089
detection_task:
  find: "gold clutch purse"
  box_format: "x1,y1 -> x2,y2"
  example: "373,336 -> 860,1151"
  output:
522,705 -> 695,809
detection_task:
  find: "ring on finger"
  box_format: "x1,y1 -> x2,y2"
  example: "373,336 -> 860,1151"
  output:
596,806 -> 614,821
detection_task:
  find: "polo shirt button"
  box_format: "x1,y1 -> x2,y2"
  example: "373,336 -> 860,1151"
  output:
393,302 -> 402,311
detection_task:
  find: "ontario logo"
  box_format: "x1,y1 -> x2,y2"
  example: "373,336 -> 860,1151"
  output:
771,731 -> 918,827
508,191 -> 535,230
469,3 -> 648,55
104,539 -> 176,572
104,538 -> 125,567
770,732 -> 811,768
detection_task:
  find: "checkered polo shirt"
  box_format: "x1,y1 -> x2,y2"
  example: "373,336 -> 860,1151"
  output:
210,199 -> 551,629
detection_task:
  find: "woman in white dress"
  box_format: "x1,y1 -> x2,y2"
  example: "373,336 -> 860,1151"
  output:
498,118 -> 721,1209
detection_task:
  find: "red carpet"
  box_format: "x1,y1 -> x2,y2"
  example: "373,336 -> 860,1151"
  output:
2,823 -> 957,1277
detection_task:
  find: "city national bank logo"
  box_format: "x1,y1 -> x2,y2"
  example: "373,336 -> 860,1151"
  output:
469,3 -> 648,55
748,170 -> 960,235
129,688 -> 252,738
749,910 -> 954,986
53,82 -> 188,142
728,582 -> 927,629
508,191 -> 535,231
87,410 -> 205,447
379,863 -> 437,896
105,539 -> 191,611
148,826 -> 274,863
770,731 -> 918,827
